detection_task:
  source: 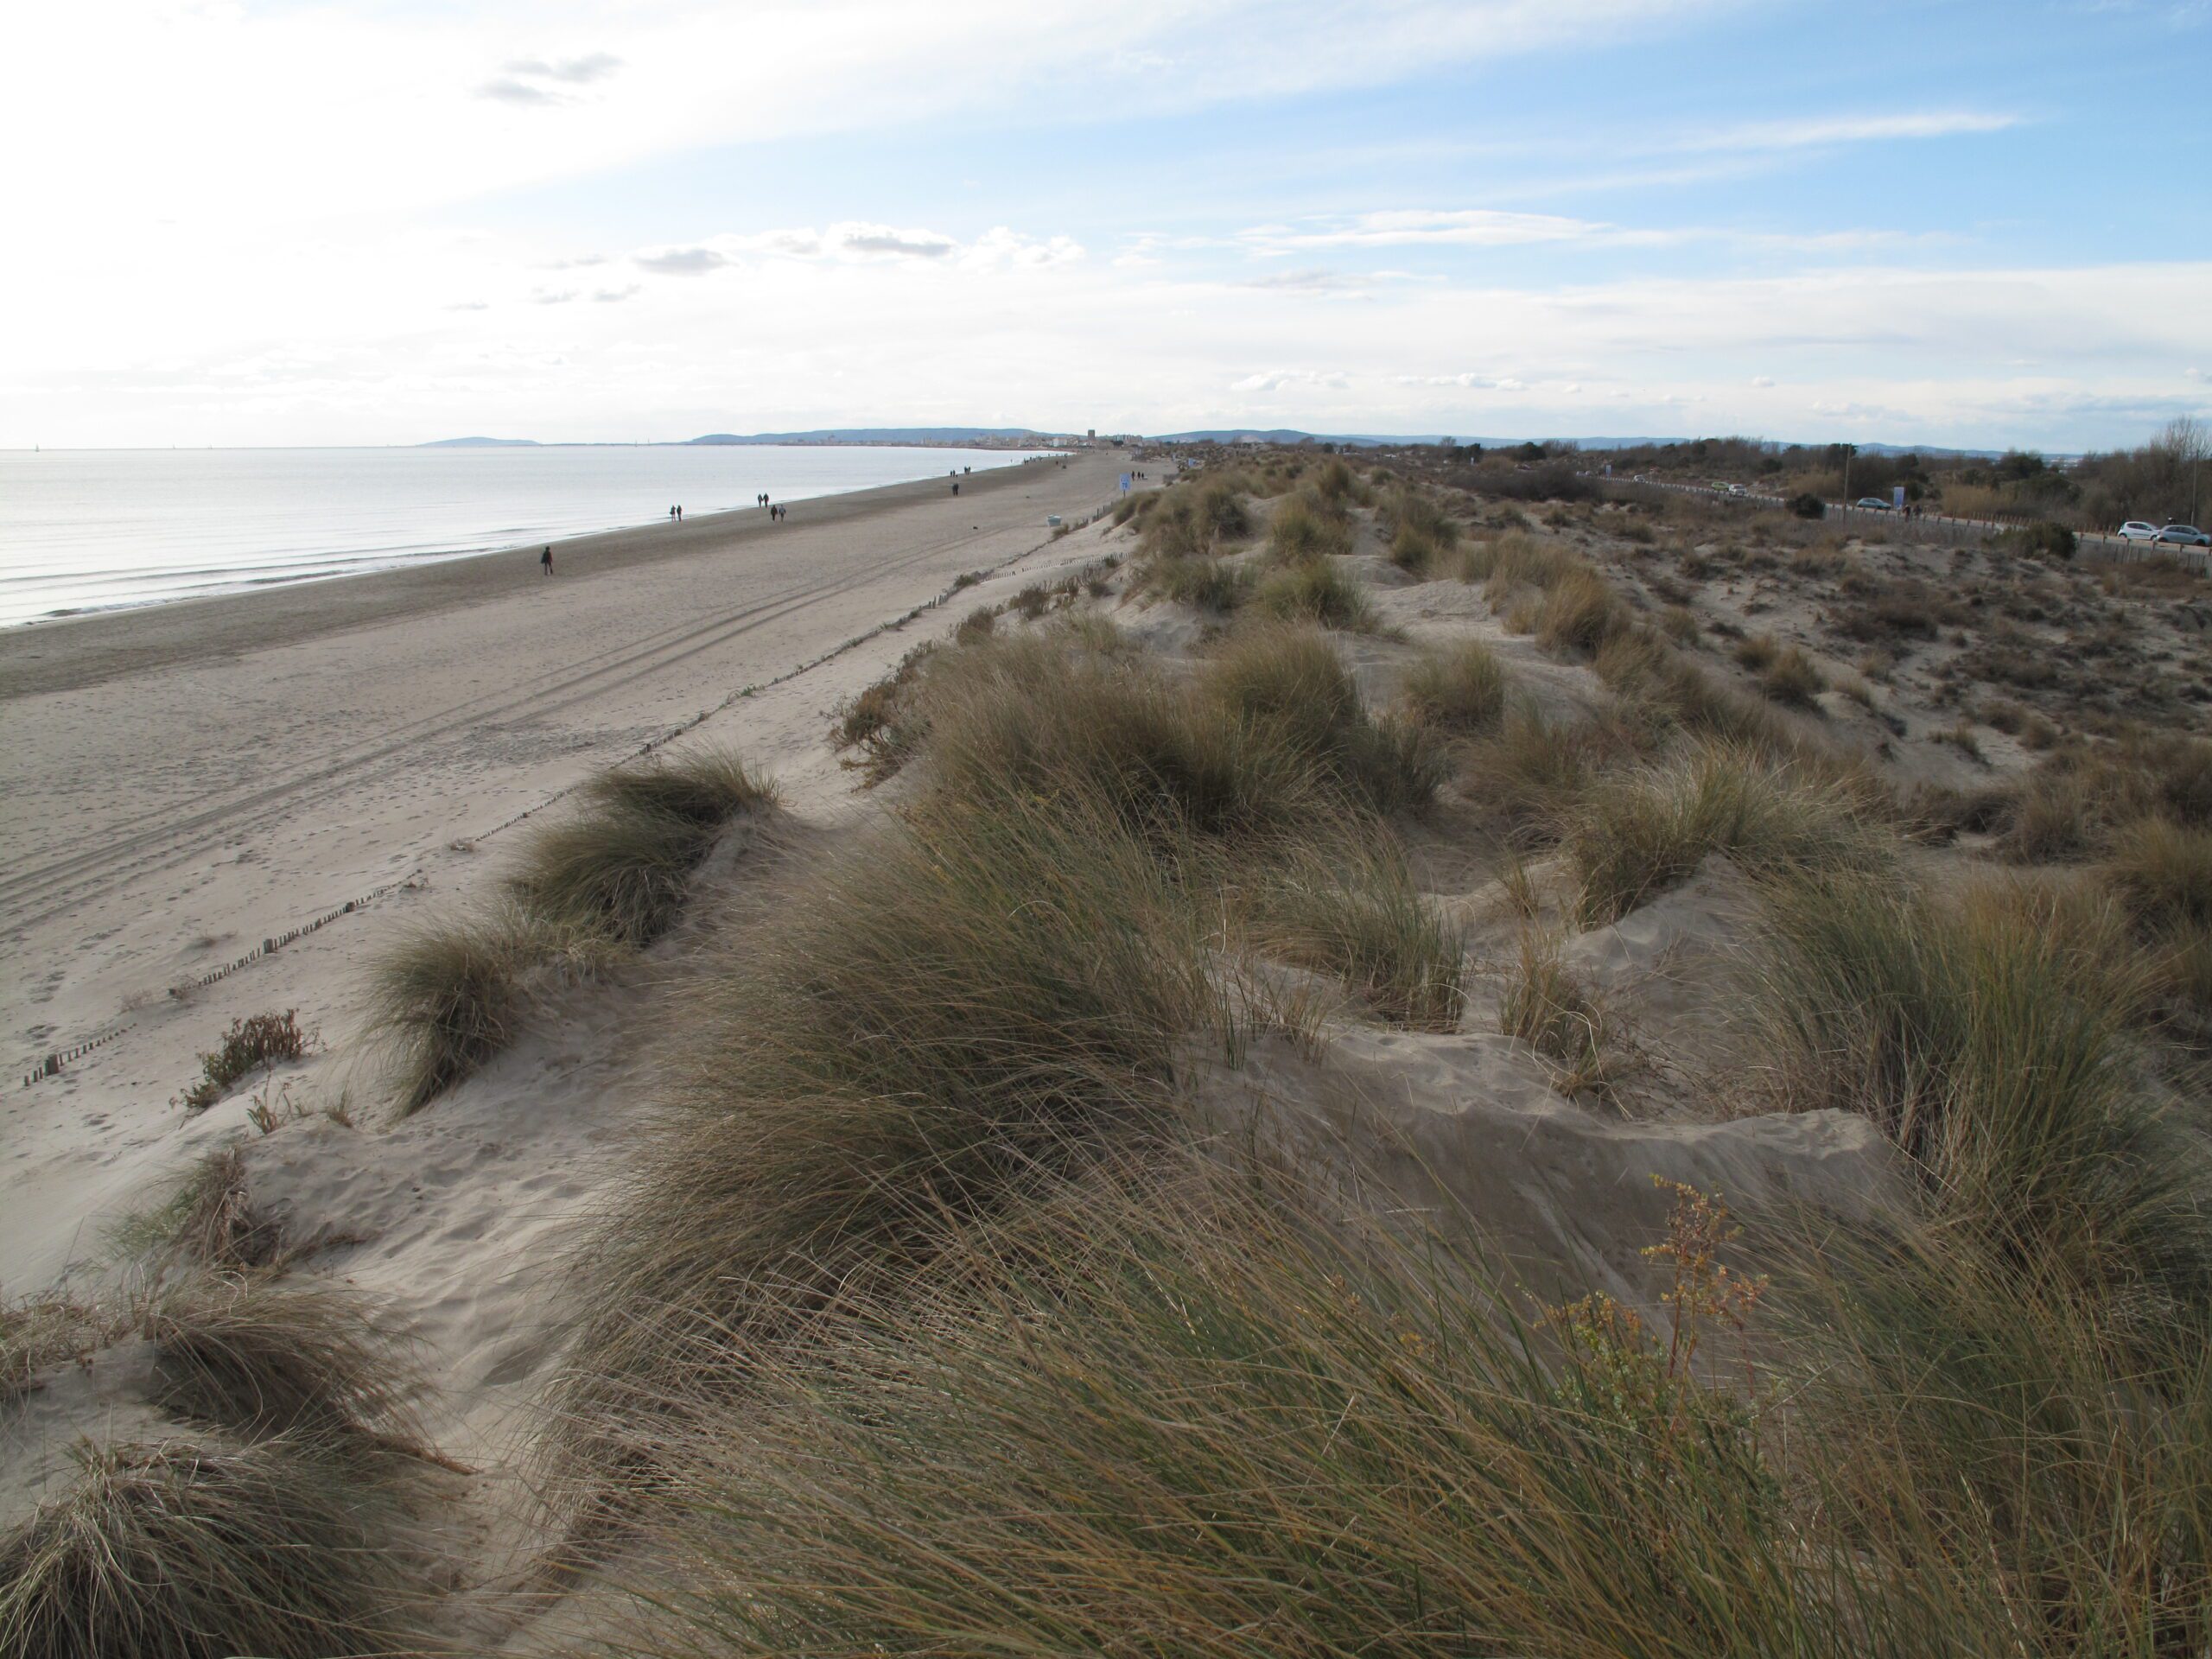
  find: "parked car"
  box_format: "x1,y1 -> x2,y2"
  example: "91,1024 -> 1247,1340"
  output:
2118,520 -> 2162,542
1853,496 -> 1891,511
2157,524 -> 2211,548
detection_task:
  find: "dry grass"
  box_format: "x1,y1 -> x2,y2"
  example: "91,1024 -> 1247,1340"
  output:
509,751 -> 775,947
1146,550 -> 1250,614
1566,743 -> 1888,927
0,1435 -> 426,1659
1255,556 -> 1379,632
143,1271 -> 423,1445
1266,492 -> 1355,562
1753,869 -> 2209,1307
543,788 -> 1236,1497
365,903 -> 580,1114
1498,928 -> 1628,1098
1246,834 -> 1465,1030
1533,565 -> 1629,657
1,1296 -> 110,1405
366,748 -> 770,1111
1400,639 -> 1507,734
108,1145 -> 280,1272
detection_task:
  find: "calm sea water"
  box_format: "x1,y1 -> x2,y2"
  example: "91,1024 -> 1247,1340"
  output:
0,444 -> 1050,627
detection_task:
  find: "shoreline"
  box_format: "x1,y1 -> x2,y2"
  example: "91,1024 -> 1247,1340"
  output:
0,454 -> 1075,700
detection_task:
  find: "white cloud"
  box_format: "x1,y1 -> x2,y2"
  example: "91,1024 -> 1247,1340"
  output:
1231,369 -> 1351,392
1670,110 -> 2021,154
1751,375 -> 1776,387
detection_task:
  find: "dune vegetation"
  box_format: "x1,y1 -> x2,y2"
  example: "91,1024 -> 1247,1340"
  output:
15,449 -> 2211,1656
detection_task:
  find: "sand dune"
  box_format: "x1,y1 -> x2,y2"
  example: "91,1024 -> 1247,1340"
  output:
0,450 -> 1125,1293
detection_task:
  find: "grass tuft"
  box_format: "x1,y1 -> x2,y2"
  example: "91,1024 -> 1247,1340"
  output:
1567,743 -> 1887,926
1255,556 -> 1379,632
0,1436 -> 424,1659
1401,639 -> 1508,734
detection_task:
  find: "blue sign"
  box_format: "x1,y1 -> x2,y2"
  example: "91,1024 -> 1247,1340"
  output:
1119,474 -> 1132,493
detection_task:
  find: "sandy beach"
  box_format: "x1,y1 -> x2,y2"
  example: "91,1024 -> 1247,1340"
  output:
0,449 -> 1126,1292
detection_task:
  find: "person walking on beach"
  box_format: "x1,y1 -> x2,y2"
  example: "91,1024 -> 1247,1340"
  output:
540,545 -> 553,575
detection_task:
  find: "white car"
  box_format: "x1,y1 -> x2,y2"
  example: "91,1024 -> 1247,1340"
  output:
2157,524 -> 2211,549
2118,520 -> 2161,542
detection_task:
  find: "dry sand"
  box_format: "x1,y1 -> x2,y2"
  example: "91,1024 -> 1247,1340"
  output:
0,449 -> 1128,1295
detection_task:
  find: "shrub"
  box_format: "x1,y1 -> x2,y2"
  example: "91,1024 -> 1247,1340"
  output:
1247,836 -> 1465,1030
1400,639 -> 1507,734
1997,519 -> 2077,562
176,1011 -> 308,1113
955,605 -> 997,644
1566,744 -> 1887,927
1789,491 -> 1827,518
1254,557 -> 1379,632
0,1437 -> 425,1659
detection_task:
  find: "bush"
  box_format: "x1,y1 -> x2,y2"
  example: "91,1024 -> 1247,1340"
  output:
176,1011 -> 308,1113
1401,639 -> 1507,734
1254,557 -> 1379,632
1997,519 -> 2077,562
1789,491 -> 1827,519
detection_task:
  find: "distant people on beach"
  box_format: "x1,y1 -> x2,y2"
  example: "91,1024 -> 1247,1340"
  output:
951,481 -> 960,496
540,545 -> 552,575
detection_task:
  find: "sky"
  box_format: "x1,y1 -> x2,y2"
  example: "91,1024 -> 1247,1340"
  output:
3,0 -> 2208,452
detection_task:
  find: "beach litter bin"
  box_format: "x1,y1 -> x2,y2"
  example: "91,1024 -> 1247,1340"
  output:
1046,515 -> 1063,528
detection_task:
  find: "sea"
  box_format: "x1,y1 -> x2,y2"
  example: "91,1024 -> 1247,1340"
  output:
0,443 -> 1052,627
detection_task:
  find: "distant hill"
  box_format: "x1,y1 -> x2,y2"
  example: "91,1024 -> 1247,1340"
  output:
686,427 -> 1057,446
419,436 -> 541,448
